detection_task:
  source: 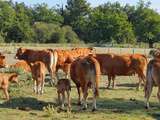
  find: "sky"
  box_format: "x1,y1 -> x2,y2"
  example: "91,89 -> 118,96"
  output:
12,0 -> 160,13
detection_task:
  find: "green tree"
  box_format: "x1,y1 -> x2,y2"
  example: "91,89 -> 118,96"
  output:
0,1 -> 16,40
132,0 -> 160,48
85,4 -> 135,44
6,2 -> 34,43
64,0 -> 90,25
33,3 -> 63,24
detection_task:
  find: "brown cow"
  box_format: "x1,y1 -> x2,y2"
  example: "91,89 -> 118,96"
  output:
0,73 -> 18,100
57,78 -> 71,111
10,60 -> 31,72
50,47 -> 94,79
92,53 -> 147,90
30,61 -> 46,94
0,54 -> 7,68
15,47 -> 55,85
70,56 -> 100,111
145,50 -> 160,109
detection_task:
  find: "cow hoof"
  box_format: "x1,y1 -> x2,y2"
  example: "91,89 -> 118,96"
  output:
145,106 -> 149,109
82,107 -> 87,110
92,108 -> 97,112
77,102 -> 82,106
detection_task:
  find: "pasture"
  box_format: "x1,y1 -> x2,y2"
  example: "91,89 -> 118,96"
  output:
0,45 -> 159,120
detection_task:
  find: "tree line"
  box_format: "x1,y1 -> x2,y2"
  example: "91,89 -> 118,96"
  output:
0,0 -> 160,47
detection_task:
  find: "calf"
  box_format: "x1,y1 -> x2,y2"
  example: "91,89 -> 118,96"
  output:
10,60 -> 31,72
57,78 -> 71,111
0,73 -> 18,100
70,56 -> 100,111
145,58 -> 160,109
30,61 -> 46,94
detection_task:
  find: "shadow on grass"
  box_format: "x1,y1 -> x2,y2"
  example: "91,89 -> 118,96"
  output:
0,96 -> 159,119
98,98 -> 160,119
116,83 -> 137,87
0,97 -> 57,111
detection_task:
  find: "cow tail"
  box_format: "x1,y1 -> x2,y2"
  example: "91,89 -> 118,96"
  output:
92,57 -> 100,97
52,50 -> 58,73
145,63 -> 153,98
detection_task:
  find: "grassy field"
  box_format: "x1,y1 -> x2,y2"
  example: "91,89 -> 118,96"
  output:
0,45 -> 159,120
0,75 -> 159,120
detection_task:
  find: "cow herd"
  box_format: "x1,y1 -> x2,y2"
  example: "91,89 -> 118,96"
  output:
0,47 -> 159,111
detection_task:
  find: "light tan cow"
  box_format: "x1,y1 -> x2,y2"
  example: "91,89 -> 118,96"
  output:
30,61 -> 46,94
10,60 -> 31,72
0,73 -> 18,100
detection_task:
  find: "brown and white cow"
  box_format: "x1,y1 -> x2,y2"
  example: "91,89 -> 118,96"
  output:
92,53 -> 147,90
70,56 -> 100,111
49,47 -> 94,79
10,60 -> 31,72
57,78 -> 71,111
15,47 -> 55,85
0,73 -> 18,100
30,61 -> 46,94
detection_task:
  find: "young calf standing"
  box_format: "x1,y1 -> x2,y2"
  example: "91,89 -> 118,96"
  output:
30,61 -> 46,94
0,73 -> 18,100
57,78 -> 71,111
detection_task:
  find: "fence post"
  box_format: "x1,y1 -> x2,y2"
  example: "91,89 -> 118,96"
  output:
132,48 -> 135,54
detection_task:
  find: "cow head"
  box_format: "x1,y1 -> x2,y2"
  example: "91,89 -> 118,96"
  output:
0,55 -> 6,68
15,47 -> 27,59
149,49 -> 160,58
9,73 -> 19,84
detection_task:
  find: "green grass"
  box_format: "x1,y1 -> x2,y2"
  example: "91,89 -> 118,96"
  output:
0,75 -> 159,120
0,45 -> 158,120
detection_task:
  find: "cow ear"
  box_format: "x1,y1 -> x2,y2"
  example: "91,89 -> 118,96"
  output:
18,47 -> 25,54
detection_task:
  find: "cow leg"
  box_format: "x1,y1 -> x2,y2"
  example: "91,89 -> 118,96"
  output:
33,80 -> 36,93
40,76 -> 45,94
77,86 -> 82,105
91,83 -> 97,111
137,77 -> 142,90
157,87 -> 160,103
107,76 -> 111,89
67,90 -> 71,112
65,64 -> 70,79
137,70 -> 146,90
3,88 -> 9,100
37,81 -> 41,94
40,81 -> 44,94
145,80 -> 153,109
112,75 -> 116,89
57,92 -> 61,105
61,92 -> 65,109
48,66 -> 56,86
82,85 -> 88,110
